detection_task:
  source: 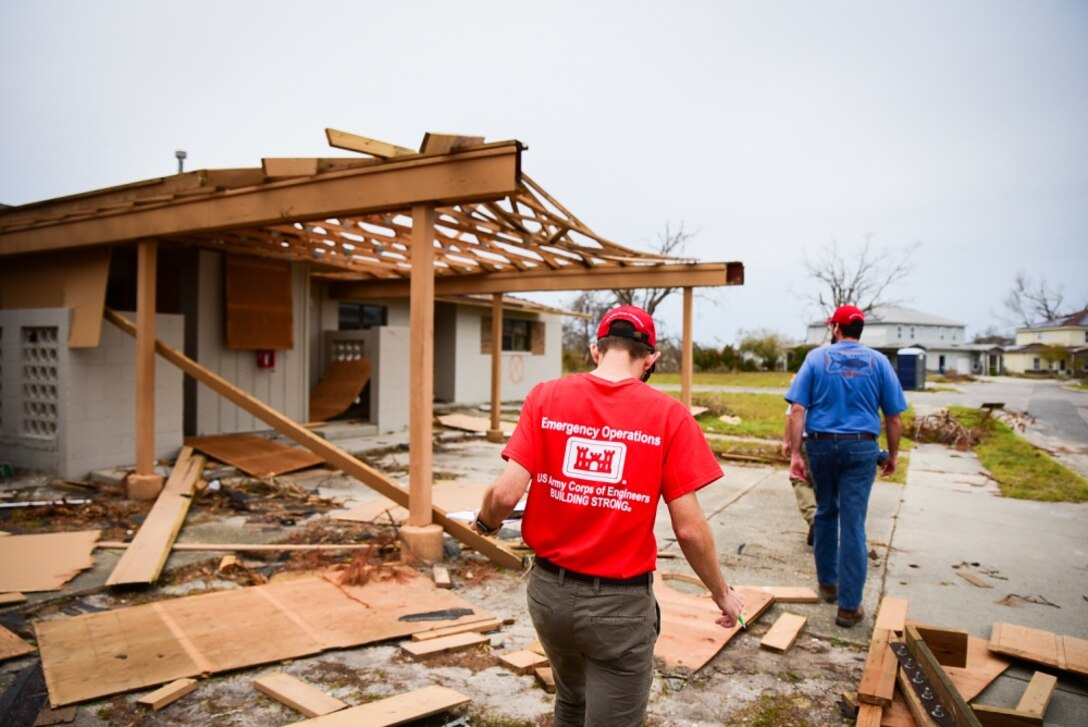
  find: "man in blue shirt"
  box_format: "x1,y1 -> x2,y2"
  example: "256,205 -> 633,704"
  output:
785,305 -> 908,627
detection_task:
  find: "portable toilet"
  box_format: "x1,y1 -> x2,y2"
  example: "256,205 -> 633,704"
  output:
896,347 -> 926,390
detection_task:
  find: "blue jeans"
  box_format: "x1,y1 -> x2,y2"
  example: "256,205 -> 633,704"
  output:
804,438 -> 879,611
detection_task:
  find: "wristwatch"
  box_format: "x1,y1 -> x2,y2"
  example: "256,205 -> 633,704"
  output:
474,514 -> 499,535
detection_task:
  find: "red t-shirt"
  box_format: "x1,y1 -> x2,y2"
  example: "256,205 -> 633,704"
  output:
502,373 -> 723,579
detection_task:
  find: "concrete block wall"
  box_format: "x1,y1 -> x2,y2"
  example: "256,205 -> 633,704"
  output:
0,308 -> 183,479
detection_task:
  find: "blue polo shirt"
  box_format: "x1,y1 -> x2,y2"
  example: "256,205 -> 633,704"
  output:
785,342 -> 908,435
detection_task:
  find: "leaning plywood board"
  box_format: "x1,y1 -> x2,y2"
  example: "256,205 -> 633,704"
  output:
185,434 -> 324,478
309,358 -> 371,422
653,580 -> 773,672
106,447 -> 204,586
0,530 -> 100,592
989,622 -> 1088,678
437,413 -> 516,436
882,631 -> 1011,727
253,672 -> 347,718
293,684 -> 470,726
36,570 -> 492,706
0,623 -> 35,662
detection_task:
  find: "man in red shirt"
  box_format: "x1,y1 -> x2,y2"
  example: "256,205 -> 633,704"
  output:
475,305 -> 744,727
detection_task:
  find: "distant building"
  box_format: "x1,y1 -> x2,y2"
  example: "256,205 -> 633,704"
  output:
1003,308 -> 1088,376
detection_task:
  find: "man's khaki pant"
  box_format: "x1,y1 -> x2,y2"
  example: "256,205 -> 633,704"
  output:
526,566 -> 659,727
791,442 -> 816,526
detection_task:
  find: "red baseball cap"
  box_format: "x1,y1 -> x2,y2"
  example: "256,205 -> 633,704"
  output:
596,305 -> 656,350
826,305 -> 865,325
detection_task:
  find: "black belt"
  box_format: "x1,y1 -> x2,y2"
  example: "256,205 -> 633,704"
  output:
808,432 -> 876,440
534,555 -> 651,586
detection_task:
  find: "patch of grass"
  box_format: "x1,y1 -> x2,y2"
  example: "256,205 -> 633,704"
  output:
653,371 -> 795,388
948,406 -> 1088,502
1066,382 -> 1088,392
917,385 -> 958,393
691,392 -> 788,439
725,692 -> 823,726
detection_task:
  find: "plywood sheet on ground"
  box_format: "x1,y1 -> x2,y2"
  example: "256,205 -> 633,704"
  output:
989,622 -> 1088,677
332,481 -> 487,524
36,570 -> 491,706
0,530 -> 100,592
881,629 -> 1011,727
0,623 -> 35,661
309,359 -> 371,422
294,685 -> 470,726
184,434 -> 324,478
437,414 -> 516,436
653,580 -> 774,672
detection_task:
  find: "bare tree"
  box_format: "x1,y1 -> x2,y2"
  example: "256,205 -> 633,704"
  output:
1002,271 -> 1066,327
611,221 -> 695,317
804,235 -> 920,318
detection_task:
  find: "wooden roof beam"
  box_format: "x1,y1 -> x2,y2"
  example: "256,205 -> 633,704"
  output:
331,261 -> 745,299
0,143 -> 522,256
326,128 -> 417,159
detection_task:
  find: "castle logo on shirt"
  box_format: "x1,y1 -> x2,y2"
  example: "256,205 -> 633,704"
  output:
562,437 -> 626,484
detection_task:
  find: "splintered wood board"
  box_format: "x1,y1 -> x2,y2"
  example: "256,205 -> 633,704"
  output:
253,672 -> 347,717
309,358 -> 371,422
0,530 -> 100,592
882,631 -> 1011,727
107,447 -> 204,586
653,581 -> 773,672
499,649 -> 550,675
36,571 -> 492,706
437,413 -> 516,436
0,623 -> 35,661
184,433 -> 324,478
400,632 -> 488,658
293,685 -> 470,726
989,622 -> 1088,677
759,613 -> 806,654
137,678 -> 198,710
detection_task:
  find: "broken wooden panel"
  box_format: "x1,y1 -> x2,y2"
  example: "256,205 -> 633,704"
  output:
989,622 -> 1088,678
0,623 -> 35,662
0,530 -> 100,592
36,571 -> 493,706
184,433 -> 324,478
293,684 -> 470,726
309,358 -> 371,422
653,581 -> 774,672
106,447 -> 204,587
253,672 -> 347,718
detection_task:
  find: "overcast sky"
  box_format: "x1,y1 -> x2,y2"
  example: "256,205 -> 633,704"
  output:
2,1 -> 1085,345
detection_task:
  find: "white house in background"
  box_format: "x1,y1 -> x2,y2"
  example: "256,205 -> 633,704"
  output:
1004,308 -> 1088,376
804,304 -> 984,374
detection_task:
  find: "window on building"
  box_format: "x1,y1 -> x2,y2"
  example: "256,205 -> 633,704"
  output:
481,317 -> 546,354
1032,357 -> 1040,370
338,303 -> 387,330
897,326 -> 902,339
910,327 -> 915,339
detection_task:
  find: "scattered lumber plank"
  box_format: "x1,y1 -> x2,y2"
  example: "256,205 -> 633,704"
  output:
535,667 -> 556,694
874,596 -> 909,634
958,572 -> 994,589
400,632 -> 488,658
432,566 -> 451,589
740,585 -> 819,603
499,649 -> 549,675
325,128 -> 416,159
971,703 -> 1043,726
293,685 -> 470,726
856,702 -> 883,727
989,622 -> 1088,678
858,628 -> 896,707
0,623 -> 35,662
136,678 -> 198,710
253,672 -> 347,718
1015,671 -> 1057,716
410,618 -> 502,642
916,625 -> 969,668
759,613 -> 806,654
106,447 -> 204,587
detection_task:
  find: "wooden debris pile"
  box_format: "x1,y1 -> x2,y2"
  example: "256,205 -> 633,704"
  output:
910,412 -> 982,450
844,596 -> 1084,726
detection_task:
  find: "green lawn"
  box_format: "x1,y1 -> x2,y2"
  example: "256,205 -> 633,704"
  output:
948,406 -> 1088,502
652,371 -> 794,388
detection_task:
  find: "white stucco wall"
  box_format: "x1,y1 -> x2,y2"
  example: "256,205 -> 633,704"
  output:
451,307 -> 561,405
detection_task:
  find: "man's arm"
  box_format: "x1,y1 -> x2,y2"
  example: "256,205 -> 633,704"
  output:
788,404 -> 808,480
474,459 -> 532,533
666,492 -> 743,628
881,414 -> 902,477
781,415 -> 792,458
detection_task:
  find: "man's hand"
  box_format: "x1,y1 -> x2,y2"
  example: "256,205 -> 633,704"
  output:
880,454 -> 897,478
789,452 -> 807,481
713,588 -> 745,629
781,436 -> 792,459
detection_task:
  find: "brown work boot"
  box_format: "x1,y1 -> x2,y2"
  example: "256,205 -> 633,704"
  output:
818,583 -> 837,603
836,606 -> 865,628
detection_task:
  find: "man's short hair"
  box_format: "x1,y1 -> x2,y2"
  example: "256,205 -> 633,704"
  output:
597,320 -> 655,359
840,320 -> 864,339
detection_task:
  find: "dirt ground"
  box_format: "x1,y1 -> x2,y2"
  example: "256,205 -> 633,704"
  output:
1,437 -> 866,727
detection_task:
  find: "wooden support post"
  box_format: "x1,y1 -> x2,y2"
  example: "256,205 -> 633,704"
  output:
486,292 -> 504,443
131,239 -> 163,499
404,203 -> 443,561
681,287 -> 693,410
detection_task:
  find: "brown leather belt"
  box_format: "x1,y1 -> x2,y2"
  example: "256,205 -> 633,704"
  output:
808,432 -> 877,440
534,555 -> 651,586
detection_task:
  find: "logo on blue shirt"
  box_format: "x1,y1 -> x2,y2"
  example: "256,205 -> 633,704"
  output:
826,352 -> 873,377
